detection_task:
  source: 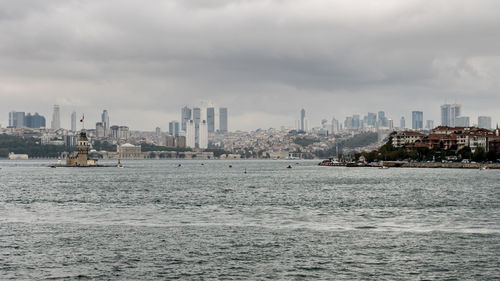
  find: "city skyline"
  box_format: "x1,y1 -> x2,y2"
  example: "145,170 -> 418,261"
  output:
0,1 -> 499,130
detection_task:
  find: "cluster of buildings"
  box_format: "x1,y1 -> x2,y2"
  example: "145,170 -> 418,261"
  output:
393,126 -> 500,153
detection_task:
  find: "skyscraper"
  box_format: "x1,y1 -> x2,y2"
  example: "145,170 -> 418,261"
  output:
96,122 -> 105,138
207,107 -> 215,133
456,116 -> 470,127
186,120 -> 196,148
377,111 -> 387,127
51,105 -> 61,130
219,107 -> 228,134
300,109 -> 305,131
181,106 -> 192,131
8,111 -> 25,128
71,111 -> 77,132
441,104 -> 461,127
169,121 -> 180,137
478,116 -> 492,129
199,120 -> 208,149
366,113 -> 377,127
426,120 -> 434,129
193,108 -> 201,125
400,116 -> 406,129
101,110 -> 109,136
25,113 -> 46,128
412,111 -> 423,129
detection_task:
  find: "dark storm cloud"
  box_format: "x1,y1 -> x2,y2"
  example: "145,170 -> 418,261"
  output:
0,0 -> 499,130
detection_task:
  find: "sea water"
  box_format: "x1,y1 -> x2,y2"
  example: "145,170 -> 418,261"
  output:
0,160 -> 498,280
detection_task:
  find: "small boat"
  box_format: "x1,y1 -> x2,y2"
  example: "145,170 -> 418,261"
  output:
244,168 -> 247,174
287,165 -> 292,169
480,166 -> 489,170
178,164 -> 182,167
379,166 -> 389,169
229,165 -> 233,168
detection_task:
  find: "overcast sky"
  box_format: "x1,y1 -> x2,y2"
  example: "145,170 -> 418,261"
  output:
1,0 -> 499,131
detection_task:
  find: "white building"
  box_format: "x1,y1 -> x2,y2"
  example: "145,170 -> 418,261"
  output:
51,104 -> 61,130
186,120 -> 196,148
199,120 -> 208,149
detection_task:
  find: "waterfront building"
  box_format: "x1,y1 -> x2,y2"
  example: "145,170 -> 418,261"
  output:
175,136 -> 186,148
199,120 -> 208,149
8,111 -> 25,128
165,135 -> 175,148
71,111 -> 76,132
412,111 -> 423,129
219,107 -> 228,134
51,105 -> 61,130
478,116 -> 492,129
207,107 -> 215,133
117,143 -> 142,159
66,130 -> 98,166
169,121 -> 180,137
181,106 -> 192,132
186,120 -> 196,148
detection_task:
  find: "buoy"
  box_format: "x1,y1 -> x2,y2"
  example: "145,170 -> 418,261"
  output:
287,165 -> 292,169
244,168 -> 247,174
229,165 -> 232,168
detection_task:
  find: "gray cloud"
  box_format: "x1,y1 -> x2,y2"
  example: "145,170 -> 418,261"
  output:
0,0 -> 499,130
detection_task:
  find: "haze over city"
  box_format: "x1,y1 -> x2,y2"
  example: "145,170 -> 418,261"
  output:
1,0 -> 499,130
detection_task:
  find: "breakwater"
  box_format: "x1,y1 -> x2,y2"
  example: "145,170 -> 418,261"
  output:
384,161 -> 500,169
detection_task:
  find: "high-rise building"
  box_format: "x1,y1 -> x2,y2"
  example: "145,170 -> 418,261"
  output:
441,104 -> 461,127
181,106 -> 192,131
300,109 -> 306,131
169,121 -> 180,137
219,107 -> 228,134
193,108 -> 201,125
388,119 -> 394,130
352,115 -> 361,129
478,116 -> 492,129
344,116 -> 353,129
101,110 -> 109,136
425,120 -> 434,129
366,113 -> 377,127
25,113 -> 46,128
199,120 -> 208,149
186,120 -> 196,148
412,111 -> 423,129
331,118 -> 339,133
8,111 -> 25,128
71,111 -> 77,132
155,127 -> 161,137
400,116 -> 406,129
377,111 -> 387,127
51,105 -> 61,130
207,107 -> 215,133
456,116 -> 470,127
96,122 -> 105,138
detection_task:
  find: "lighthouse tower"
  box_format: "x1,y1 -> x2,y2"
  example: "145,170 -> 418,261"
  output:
76,130 -> 90,166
